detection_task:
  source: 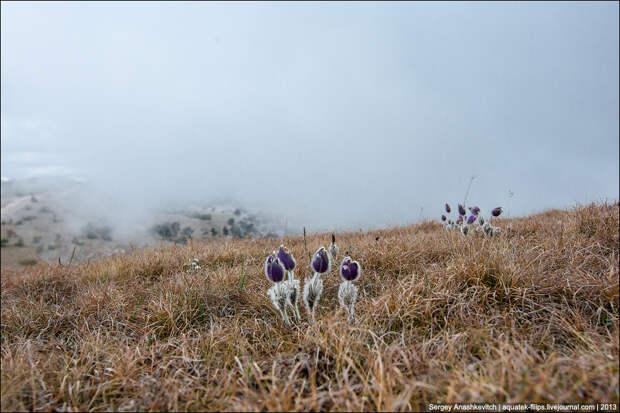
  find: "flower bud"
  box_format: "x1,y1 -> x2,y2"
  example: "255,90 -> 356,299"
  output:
339,257 -> 361,282
458,204 -> 466,216
445,203 -> 451,213
491,207 -> 503,217
277,245 -> 296,272
311,247 -> 331,274
265,254 -> 285,283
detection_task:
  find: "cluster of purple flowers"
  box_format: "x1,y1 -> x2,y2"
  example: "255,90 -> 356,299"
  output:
264,235 -> 362,325
441,203 -> 503,236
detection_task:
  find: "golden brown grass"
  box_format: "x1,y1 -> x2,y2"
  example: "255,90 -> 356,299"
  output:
1,203 -> 618,411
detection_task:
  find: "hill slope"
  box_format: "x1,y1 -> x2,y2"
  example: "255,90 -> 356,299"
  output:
0,177 -> 285,268
1,203 -> 618,411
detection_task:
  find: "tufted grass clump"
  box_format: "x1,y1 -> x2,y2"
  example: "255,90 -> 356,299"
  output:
1,202 -> 618,411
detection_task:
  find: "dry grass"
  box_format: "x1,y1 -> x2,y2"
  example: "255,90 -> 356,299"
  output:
1,203 -> 618,411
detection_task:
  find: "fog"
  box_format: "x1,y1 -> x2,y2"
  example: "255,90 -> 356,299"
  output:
2,2 -> 618,233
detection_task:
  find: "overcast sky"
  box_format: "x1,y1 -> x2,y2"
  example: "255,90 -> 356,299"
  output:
1,1 -> 618,232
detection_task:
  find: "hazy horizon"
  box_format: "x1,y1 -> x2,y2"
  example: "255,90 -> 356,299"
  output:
2,1 -> 618,233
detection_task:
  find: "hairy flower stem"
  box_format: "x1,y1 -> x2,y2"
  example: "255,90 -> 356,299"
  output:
268,282 -> 291,325
286,271 -> 301,321
277,283 -> 292,325
303,273 -> 323,324
279,307 -> 291,326
338,280 -> 358,323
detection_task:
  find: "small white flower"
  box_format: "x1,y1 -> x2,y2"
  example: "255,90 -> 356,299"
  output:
186,258 -> 202,273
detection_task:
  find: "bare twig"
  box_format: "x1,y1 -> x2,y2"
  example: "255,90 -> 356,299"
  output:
303,227 -> 309,262
239,260 -> 246,290
463,174 -> 477,206
68,247 -> 76,267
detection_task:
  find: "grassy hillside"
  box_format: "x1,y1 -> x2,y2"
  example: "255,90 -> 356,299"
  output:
1,203 -> 618,411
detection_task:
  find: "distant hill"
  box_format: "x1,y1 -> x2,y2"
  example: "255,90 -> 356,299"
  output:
1,176 -> 285,267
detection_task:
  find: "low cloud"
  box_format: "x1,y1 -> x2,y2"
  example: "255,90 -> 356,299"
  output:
1,2 -> 618,234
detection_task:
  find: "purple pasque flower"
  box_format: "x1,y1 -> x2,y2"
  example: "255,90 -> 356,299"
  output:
265,253 -> 286,283
469,206 -> 480,216
456,215 -> 464,225
339,257 -> 361,282
277,245 -> 296,272
458,204 -> 466,216
311,247 -> 331,274
445,203 -> 451,213
491,207 -> 503,217
467,214 -> 477,225
441,214 -> 447,222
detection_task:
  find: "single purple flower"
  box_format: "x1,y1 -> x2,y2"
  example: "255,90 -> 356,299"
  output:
456,215 -> 464,225
277,245 -> 296,271
441,214 -> 447,222
311,247 -> 331,274
265,254 -> 285,283
340,257 -> 361,282
469,206 -> 480,216
458,204 -> 466,216
467,214 -> 476,225
491,207 -> 503,217
445,203 -> 451,213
